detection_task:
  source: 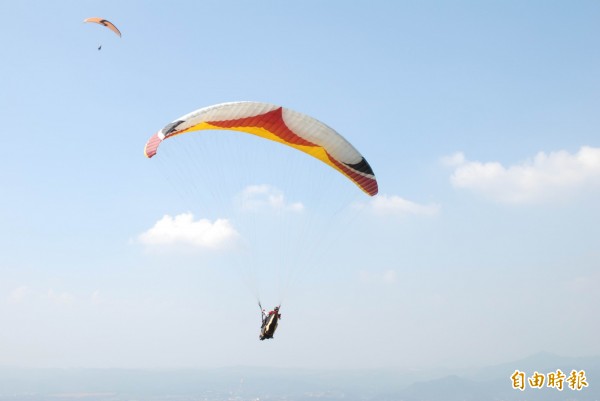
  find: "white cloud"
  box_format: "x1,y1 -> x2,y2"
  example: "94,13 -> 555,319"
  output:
382,270 -> 398,284
441,152 -> 466,167
238,185 -> 304,213
7,286 -> 31,304
446,146 -> 600,204
138,213 -> 239,250
91,290 -> 102,305
565,270 -> 600,294
358,269 -> 398,285
47,289 -> 74,305
366,194 -> 440,217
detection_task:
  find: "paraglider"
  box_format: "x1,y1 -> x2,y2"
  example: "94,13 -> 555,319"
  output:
84,17 -> 121,50
144,101 -> 378,196
144,101 -> 378,340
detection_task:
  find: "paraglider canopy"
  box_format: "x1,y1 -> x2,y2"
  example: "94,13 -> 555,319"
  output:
144,101 -> 378,196
83,17 -> 122,37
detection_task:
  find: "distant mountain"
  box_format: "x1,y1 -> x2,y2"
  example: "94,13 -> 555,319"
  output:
384,375 -> 492,401
469,351 -> 600,381
0,353 -> 598,401
391,352 -> 600,401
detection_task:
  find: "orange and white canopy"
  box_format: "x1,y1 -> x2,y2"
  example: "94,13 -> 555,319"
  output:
83,17 -> 121,37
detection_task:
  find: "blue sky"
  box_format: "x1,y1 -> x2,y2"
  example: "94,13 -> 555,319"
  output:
1,0 -> 599,370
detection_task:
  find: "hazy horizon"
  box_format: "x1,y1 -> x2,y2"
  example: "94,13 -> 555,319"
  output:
1,353 -> 598,401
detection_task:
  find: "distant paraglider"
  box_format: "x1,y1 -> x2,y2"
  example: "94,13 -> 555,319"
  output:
84,17 -> 121,50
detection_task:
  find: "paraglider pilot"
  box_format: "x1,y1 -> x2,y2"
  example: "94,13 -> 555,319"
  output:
260,306 -> 281,340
